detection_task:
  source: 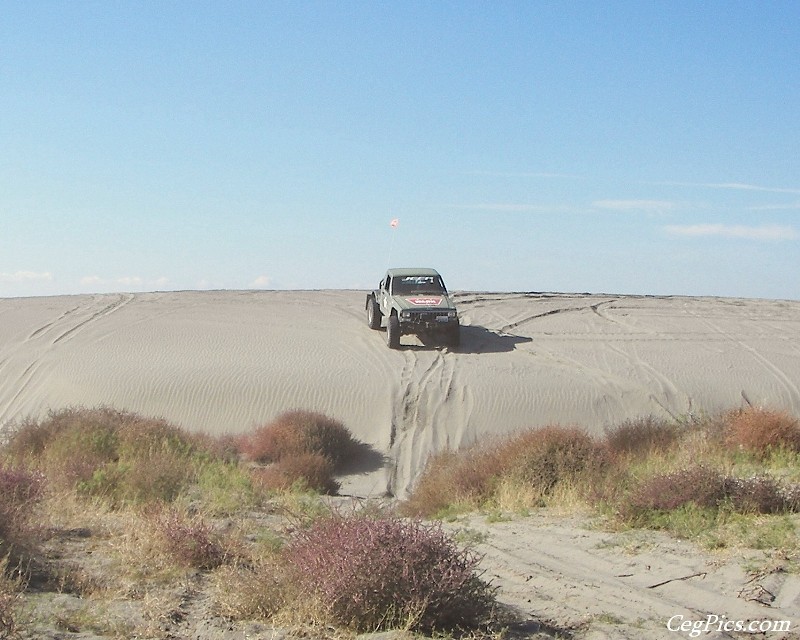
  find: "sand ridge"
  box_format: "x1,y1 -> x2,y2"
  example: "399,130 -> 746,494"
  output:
1,289 -> 799,498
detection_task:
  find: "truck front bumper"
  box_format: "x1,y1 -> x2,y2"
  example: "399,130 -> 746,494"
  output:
399,309 -> 458,332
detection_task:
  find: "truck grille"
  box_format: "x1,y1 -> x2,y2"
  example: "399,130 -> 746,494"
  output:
409,311 -> 450,322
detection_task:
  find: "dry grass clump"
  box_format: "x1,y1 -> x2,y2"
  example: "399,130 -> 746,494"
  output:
0,556 -> 24,640
283,514 -> 496,633
405,425 -> 603,517
724,407 -> 800,458
402,447 -> 505,517
405,407 -> 800,549
212,558 -> 290,622
504,426 -> 602,495
604,416 -> 682,458
239,410 -> 360,495
1,407 -> 222,505
0,467 -> 39,638
146,506 -> 226,570
0,467 -> 45,561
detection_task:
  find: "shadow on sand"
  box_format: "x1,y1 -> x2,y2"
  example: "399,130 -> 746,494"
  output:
338,440 -> 387,477
391,325 -> 532,354
456,325 -> 533,354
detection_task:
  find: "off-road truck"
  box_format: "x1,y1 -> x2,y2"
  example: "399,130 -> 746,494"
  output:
366,268 -> 460,349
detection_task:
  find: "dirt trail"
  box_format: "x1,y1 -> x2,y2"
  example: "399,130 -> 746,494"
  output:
449,512 -> 800,639
385,346 -> 473,498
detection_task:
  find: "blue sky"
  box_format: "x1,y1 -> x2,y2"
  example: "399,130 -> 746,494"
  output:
2,1 -> 798,299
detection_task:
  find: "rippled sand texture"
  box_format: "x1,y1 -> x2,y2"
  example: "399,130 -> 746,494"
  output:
1,290 -> 799,497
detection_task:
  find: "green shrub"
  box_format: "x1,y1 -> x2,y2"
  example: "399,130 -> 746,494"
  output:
1,407 -> 226,506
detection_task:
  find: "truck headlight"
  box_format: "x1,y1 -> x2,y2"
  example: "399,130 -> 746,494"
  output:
401,310 -> 411,319
448,310 -> 457,318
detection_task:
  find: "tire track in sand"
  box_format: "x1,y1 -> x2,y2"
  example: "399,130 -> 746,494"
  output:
690,310 -> 800,409
386,347 -> 473,498
0,294 -> 134,424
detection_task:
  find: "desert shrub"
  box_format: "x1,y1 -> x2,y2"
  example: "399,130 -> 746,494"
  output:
212,560 -> 290,621
1,407 -> 223,505
192,432 -> 241,464
402,446 -> 505,517
251,453 -> 340,495
620,466 -> 800,525
148,507 -> 225,570
504,426 -> 601,495
0,467 -> 45,556
724,407 -> 800,458
723,474 -> 788,514
406,425 -> 603,516
284,514 -> 495,632
194,461 -> 260,516
783,484 -> 800,512
604,416 -> 681,458
240,410 -> 358,466
622,466 -> 727,519
80,452 -> 197,505
2,410 -> 119,491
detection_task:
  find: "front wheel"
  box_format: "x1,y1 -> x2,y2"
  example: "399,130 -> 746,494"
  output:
387,314 -> 401,349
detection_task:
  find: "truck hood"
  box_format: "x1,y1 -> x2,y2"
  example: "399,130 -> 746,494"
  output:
396,294 -> 457,311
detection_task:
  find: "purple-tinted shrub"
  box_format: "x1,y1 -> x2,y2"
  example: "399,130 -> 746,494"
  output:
0,467 -> 45,553
621,466 -> 800,521
723,474 -> 788,514
284,515 -> 496,632
623,466 -> 727,517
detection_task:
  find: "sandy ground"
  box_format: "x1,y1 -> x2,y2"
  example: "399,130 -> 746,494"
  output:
1,290 -> 799,498
2,289 -> 800,638
16,505 -> 800,639
453,510 -> 800,639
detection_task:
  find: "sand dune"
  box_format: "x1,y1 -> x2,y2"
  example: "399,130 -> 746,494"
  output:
3,289 -> 800,637
1,290 -> 799,498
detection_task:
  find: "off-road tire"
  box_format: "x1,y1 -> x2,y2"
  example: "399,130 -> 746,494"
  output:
367,296 -> 382,330
387,314 -> 401,349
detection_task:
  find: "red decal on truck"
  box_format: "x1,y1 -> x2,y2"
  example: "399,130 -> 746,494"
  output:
407,297 -> 443,306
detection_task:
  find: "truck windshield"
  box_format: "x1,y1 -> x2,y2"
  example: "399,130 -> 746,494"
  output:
393,276 -> 445,295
